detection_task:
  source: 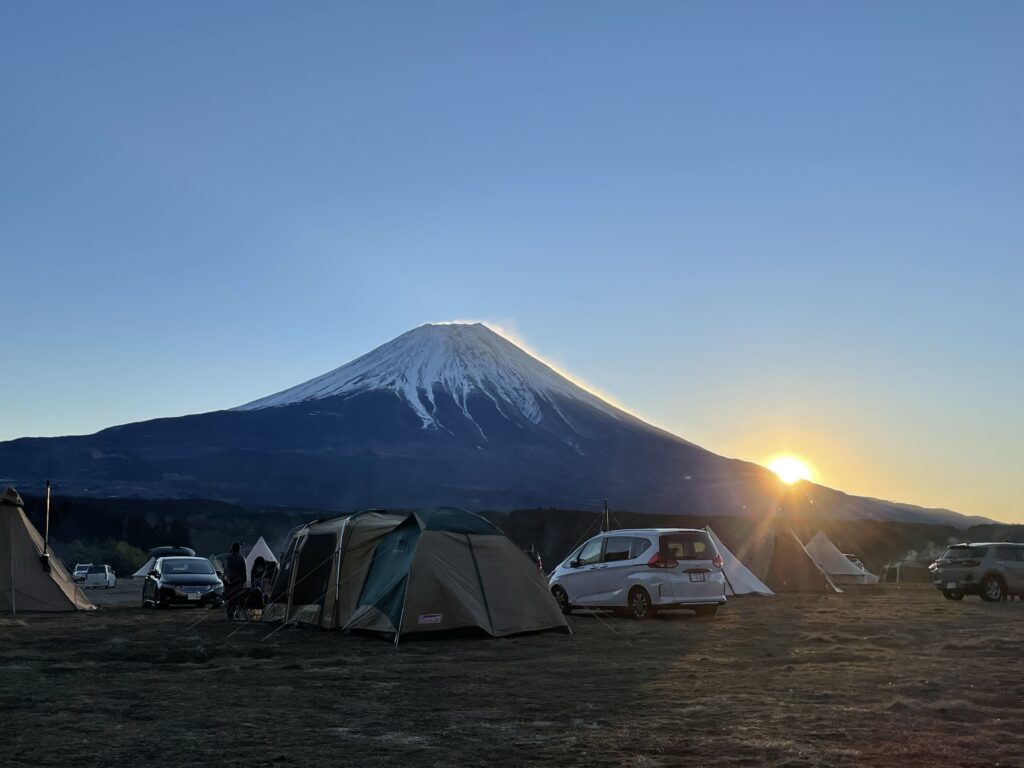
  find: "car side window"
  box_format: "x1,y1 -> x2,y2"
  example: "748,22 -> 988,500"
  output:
577,539 -> 603,566
630,538 -> 652,559
603,537 -> 632,563
997,546 -> 1024,561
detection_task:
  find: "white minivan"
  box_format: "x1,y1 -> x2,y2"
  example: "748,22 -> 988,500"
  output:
74,564 -> 117,589
548,528 -> 727,618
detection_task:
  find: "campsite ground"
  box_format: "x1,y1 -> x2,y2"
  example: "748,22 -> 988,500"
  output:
3,583 -> 1022,768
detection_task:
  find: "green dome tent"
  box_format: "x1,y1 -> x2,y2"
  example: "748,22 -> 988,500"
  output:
264,508 -> 569,642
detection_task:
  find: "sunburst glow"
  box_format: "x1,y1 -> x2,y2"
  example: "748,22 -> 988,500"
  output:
766,455 -> 814,485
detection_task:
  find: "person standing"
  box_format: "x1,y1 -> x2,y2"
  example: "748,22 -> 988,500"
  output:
224,542 -> 247,618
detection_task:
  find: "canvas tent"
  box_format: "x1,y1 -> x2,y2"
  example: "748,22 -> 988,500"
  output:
805,531 -> 879,585
882,560 -> 934,585
1,487 -> 94,613
705,526 -> 773,596
264,508 -> 570,641
746,519 -> 842,593
245,536 -> 277,582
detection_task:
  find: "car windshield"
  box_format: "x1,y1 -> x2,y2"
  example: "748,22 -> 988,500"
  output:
161,558 -> 215,575
942,545 -> 988,560
660,532 -> 717,561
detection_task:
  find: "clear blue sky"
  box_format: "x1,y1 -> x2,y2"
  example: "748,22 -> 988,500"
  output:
2,3 -> 1021,520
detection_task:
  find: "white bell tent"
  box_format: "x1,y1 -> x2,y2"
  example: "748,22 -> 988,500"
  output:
705,525 -> 774,596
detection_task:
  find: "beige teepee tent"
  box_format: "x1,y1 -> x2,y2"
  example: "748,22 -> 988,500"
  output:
0,488 -> 94,613
744,518 -> 842,594
805,531 -> 879,585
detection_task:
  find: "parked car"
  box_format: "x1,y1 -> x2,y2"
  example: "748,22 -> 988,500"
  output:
75,564 -> 116,588
548,528 -> 727,619
142,556 -> 225,609
930,542 -> 1024,601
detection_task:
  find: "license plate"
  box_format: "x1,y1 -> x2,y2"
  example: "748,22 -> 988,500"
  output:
689,572 -> 706,582
946,581 -> 956,590
187,592 -> 201,600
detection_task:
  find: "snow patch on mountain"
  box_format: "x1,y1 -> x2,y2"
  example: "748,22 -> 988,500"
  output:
234,323 -> 623,434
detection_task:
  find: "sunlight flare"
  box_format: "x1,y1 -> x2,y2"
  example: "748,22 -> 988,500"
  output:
765,454 -> 815,485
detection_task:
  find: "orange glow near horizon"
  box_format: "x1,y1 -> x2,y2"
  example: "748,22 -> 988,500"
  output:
765,454 -> 815,485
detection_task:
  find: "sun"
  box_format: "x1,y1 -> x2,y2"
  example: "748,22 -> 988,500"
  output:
766,455 -> 814,485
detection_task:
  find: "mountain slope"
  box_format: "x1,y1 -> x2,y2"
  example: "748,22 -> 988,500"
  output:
0,323 -> 988,527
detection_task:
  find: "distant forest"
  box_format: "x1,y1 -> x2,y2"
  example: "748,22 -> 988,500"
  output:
21,495 -> 309,575
20,494 -> 1024,577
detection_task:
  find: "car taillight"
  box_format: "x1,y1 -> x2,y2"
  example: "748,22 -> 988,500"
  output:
712,553 -> 723,569
647,551 -> 679,569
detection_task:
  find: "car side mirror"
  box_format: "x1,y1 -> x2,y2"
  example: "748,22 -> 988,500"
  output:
149,569 -> 159,578
569,559 -> 580,568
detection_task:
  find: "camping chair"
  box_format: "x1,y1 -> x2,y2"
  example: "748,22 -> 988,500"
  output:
229,586 -> 267,621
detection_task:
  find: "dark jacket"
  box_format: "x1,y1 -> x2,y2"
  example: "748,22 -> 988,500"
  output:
225,552 -> 247,584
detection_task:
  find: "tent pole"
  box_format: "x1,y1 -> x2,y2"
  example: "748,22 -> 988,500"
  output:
9,535 -> 15,615
43,480 -> 51,554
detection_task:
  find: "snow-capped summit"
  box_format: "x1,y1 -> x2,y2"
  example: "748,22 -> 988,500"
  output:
235,323 -> 622,434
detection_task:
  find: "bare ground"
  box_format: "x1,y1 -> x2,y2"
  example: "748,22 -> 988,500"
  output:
2,583 -> 1023,768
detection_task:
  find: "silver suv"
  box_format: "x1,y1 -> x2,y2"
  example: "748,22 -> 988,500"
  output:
930,542 -> 1024,601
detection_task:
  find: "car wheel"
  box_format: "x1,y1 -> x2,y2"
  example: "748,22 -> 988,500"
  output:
628,587 -> 655,619
980,576 -> 1005,602
942,590 -> 964,601
551,586 -> 572,615
693,605 -> 717,617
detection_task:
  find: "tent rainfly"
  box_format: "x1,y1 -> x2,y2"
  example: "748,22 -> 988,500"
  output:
745,519 -> 842,594
805,531 -> 879,585
705,526 -> 773,596
1,487 -> 94,613
264,508 -> 570,642
245,536 -> 278,582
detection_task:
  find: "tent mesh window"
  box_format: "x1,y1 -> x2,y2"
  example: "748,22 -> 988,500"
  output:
292,534 -> 337,607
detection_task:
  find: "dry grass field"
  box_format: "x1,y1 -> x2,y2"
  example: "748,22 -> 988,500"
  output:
2,583 -> 1023,767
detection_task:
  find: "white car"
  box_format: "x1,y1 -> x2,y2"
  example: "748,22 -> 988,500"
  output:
548,528 -> 727,619
75,564 -> 117,588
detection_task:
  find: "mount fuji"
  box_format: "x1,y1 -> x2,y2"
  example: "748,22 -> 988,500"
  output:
0,323 -> 983,525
